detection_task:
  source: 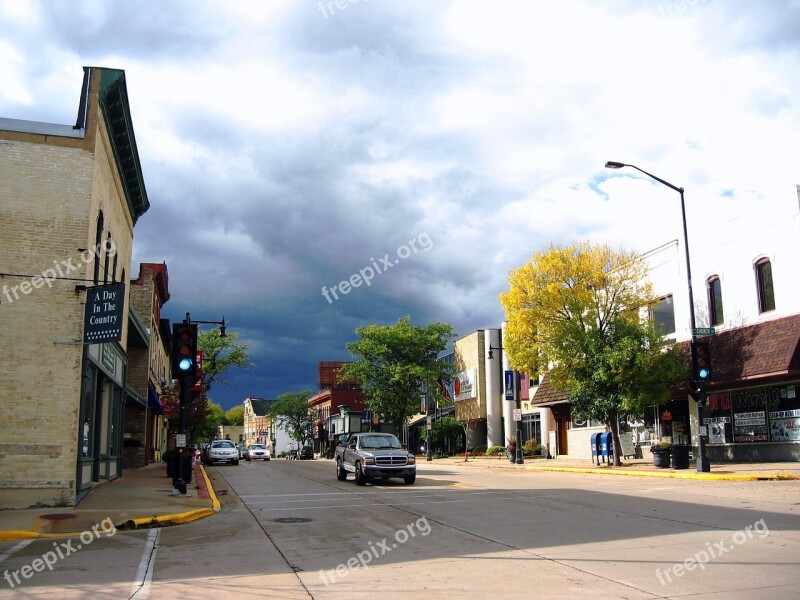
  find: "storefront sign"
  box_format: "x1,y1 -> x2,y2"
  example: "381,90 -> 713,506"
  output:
83,283 -> 125,344
101,344 -> 116,373
454,369 -> 476,401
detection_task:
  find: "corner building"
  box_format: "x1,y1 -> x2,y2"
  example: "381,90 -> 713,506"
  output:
0,67 -> 150,507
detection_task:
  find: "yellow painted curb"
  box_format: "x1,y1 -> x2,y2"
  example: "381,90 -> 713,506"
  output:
199,464 -> 221,512
123,507 -> 215,530
0,529 -> 120,541
524,465 -> 800,481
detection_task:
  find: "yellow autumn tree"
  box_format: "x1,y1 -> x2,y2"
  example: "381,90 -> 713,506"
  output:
500,242 -> 652,380
500,242 -> 685,466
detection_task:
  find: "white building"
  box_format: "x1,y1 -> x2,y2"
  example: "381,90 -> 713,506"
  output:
530,185 -> 800,462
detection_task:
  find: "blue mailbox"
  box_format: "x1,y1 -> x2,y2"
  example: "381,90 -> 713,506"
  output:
600,432 -> 614,460
590,432 -> 601,464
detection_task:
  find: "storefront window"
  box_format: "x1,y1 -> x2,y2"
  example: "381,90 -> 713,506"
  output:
704,384 -> 798,444
81,367 -> 96,458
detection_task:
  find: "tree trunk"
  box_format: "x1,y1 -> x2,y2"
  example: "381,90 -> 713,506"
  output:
608,413 -> 623,467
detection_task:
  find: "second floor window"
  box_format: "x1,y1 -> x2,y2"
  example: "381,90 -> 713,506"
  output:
649,295 -> 676,336
707,276 -> 724,326
755,258 -> 775,313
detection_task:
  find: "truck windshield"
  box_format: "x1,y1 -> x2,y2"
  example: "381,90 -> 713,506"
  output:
360,436 -> 401,449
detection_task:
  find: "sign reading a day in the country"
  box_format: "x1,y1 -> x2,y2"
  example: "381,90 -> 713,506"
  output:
83,283 -> 125,344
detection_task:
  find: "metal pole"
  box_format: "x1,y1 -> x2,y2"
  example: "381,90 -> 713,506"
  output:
680,188 -> 710,473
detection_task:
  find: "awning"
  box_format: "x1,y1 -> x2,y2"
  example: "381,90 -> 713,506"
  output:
408,405 -> 455,428
148,386 -> 163,415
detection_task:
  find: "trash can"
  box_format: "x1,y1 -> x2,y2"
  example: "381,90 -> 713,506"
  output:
167,451 -> 193,484
671,444 -> 689,470
590,432 -> 601,465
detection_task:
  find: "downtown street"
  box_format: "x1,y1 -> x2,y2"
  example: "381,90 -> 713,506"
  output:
1,460 -> 799,599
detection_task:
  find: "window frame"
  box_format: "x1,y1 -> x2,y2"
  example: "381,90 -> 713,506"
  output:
648,294 -> 676,337
707,276 -> 724,326
755,258 -> 776,313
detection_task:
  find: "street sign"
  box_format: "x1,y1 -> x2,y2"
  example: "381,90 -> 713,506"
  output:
693,327 -> 716,336
513,409 -> 522,422
176,434 -> 187,448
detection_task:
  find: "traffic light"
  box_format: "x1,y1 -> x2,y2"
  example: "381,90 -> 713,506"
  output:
691,340 -> 712,383
172,322 -> 198,381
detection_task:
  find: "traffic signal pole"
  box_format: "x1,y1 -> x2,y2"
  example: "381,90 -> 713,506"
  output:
175,375 -> 188,495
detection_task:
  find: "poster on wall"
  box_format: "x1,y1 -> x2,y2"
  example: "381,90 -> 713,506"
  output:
768,384 -> 800,442
704,391 -> 733,444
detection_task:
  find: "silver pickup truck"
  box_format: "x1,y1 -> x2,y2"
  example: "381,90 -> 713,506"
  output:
335,432 -> 416,485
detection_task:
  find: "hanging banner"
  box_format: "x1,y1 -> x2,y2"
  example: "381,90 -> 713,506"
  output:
83,283 -> 125,344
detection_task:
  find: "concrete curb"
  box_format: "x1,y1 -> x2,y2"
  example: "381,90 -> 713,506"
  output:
121,464 -> 221,531
524,465 -> 800,481
0,464 -> 222,540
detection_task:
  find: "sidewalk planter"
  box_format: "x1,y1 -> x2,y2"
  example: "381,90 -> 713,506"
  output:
652,451 -> 671,468
650,441 -> 673,469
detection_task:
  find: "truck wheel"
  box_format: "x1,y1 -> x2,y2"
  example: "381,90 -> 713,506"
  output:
355,462 -> 367,486
336,460 -> 348,481
403,474 -> 416,485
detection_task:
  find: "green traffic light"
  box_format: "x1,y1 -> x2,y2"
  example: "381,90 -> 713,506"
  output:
178,357 -> 193,371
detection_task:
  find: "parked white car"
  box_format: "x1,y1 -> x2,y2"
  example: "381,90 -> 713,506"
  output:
207,440 -> 239,465
246,443 -> 271,461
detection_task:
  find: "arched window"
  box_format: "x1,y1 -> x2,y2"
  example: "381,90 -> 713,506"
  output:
103,232 -> 112,285
755,258 -> 775,313
707,276 -> 724,326
93,211 -> 104,284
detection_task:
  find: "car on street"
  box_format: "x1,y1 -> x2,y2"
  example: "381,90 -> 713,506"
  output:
246,443 -> 271,461
207,440 -> 239,465
335,432 -> 416,485
298,445 -> 314,460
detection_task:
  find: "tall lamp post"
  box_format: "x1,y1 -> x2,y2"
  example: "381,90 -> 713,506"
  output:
488,344 -> 524,464
605,161 -> 710,472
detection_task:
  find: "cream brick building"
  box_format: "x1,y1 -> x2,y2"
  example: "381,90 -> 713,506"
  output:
0,67 -> 150,507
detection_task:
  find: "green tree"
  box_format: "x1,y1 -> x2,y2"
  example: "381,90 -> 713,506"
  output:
224,405 -> 244,426
500,242 -> 686,466
189,329 -> 252,445
190,400 -> 225,445
431,415 -> 463,456
271,390 -> 313,450
197,329 -> 253,395
340,316 -> 456,433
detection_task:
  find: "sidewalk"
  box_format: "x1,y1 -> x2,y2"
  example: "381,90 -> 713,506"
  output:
0,461 -> 220,540
431,455 -> 800,480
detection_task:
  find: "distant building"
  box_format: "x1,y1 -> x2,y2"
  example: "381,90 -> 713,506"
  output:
125,262 -> 172,468
308,361 -> 366,454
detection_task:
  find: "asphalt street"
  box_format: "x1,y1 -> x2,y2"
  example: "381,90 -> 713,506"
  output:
1,458 -> 798,599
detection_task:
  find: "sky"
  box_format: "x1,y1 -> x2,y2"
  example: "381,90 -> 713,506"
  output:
2,0 -> 799,410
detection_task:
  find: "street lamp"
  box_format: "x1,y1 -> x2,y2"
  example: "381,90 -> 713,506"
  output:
487,345 -> 524,464
605,161 -> 710,472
